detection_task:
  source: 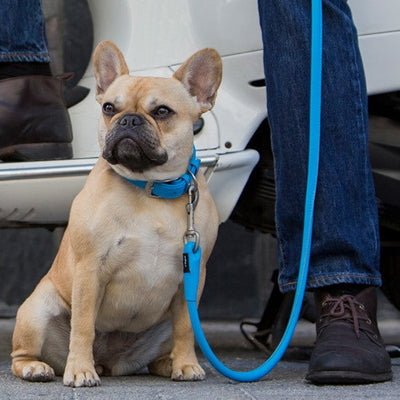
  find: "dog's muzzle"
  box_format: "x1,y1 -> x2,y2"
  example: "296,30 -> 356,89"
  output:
103,113 -> 168,172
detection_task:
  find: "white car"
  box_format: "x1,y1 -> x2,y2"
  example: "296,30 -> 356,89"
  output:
1,0 -> 400,230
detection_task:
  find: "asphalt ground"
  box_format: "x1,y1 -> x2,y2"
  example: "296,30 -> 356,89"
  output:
1,296 -> 399,400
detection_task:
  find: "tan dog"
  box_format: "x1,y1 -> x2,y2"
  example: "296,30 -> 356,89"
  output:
11,41 -> 222,387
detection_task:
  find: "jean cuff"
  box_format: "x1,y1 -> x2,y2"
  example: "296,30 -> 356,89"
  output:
0,53 -> 51,63
279,274 -> 382,293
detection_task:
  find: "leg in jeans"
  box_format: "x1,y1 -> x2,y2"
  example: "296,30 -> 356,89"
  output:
258,0 -> 392,384
0,0 -> 50,63
0,0 -> 72,161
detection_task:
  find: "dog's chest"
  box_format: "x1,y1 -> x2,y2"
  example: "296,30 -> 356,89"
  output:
95,208 -> 185,332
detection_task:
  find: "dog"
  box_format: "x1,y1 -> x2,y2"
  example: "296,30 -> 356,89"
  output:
11,41 -> 222,387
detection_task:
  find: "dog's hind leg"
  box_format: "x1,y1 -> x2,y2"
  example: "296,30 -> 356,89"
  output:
11,277 -> 67,382
94,319 -> 172,377
148,353 -> 173,378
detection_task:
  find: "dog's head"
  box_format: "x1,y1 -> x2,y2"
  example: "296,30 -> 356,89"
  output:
92,41 -> 222,182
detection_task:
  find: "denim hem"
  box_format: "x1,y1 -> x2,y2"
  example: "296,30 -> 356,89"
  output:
0,53 -> 50,63
279,274 -> 382,293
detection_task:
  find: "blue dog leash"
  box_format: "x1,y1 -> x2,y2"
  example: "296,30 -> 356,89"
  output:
125,0 -> 322,381
182,0 -> 323,382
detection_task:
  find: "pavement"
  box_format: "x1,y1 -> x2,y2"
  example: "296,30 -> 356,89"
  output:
1,293 -> 400,400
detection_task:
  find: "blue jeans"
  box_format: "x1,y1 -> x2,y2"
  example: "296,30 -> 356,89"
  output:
258,0 -> 381,292
0,0 -> 50,63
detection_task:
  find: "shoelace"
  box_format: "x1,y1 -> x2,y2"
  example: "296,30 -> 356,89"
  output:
320,295 -> 374,338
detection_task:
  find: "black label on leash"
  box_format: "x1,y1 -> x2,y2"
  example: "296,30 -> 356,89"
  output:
183,253 -> 190,273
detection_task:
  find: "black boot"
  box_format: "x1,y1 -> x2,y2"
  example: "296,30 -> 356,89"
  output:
0,75 -> 73,161
306,287 -> 392,384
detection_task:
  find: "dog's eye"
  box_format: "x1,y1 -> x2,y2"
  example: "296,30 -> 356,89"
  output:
102,102 -> 115,116
152,105 -> 173,119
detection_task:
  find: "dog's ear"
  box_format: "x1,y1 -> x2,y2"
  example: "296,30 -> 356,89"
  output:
173,48 -> 222,113
93,40 -> 129,102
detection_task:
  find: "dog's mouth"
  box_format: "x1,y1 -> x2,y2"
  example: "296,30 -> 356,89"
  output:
103,131 -> 168,173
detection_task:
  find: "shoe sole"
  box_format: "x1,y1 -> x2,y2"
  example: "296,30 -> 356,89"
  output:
0,143 -> 72,162
306,370 -> 393,385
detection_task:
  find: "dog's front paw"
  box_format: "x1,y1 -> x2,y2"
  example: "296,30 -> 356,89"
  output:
13,360 -> 55,382
172,363 -> 205,381
63,361 -> 100,387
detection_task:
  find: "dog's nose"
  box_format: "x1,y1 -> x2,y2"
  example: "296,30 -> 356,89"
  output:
119,113 -> 144,128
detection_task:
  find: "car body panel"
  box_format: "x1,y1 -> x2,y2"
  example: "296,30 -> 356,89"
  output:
1,0 -> 399,227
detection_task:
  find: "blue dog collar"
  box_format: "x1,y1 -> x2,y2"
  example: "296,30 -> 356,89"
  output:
123,146 -> 201,199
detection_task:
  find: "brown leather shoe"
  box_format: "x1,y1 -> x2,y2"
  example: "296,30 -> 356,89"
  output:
306,287 -> 392,384
0,75 -> 73,161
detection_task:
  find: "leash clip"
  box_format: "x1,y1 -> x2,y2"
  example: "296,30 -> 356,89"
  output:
184,170 -> 200,252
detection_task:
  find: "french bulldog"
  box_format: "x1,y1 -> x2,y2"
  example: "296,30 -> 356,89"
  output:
11,40 -> 222,387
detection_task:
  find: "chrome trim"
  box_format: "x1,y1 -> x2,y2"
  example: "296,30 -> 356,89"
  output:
0,156 -> 218,181
199,155 -> 219,167
0,160 -> 97,181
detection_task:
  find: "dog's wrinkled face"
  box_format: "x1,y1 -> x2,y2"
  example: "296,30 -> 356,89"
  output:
101,92 -> 169,173
97,75 -> 201,181
93,41 -> 222,182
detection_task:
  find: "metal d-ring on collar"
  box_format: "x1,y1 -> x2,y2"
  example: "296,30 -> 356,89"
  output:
184,170 -> 201,253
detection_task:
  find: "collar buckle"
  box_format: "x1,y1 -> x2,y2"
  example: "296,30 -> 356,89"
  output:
144,181 -> 158,198
122,146 -> 200,200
